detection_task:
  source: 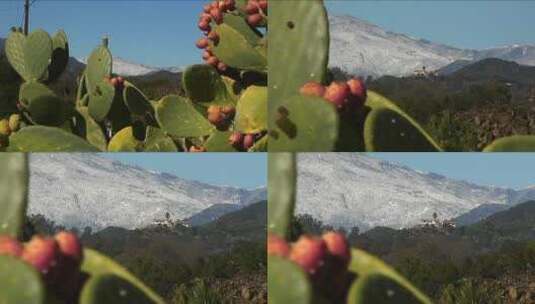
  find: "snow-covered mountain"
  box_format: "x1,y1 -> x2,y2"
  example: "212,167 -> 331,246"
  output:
76,57 -> 179,76
28,154 -> 266,232
329,15 -> 535,77
296,154 -> 534,232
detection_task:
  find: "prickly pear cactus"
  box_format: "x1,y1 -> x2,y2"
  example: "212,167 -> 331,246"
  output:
267,0 -> 530,152
3,1 -> 267,152
267,153 -> 433,304
0,154 -> 165,304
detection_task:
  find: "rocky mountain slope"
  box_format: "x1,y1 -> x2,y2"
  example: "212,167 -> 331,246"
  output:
296,153 -> 534,231
28,154 -> 266,231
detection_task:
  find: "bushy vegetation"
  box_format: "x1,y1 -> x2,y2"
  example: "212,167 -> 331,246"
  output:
290,200 -> 535,303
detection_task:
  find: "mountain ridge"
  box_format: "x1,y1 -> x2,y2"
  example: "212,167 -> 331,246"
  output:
28,154 -> 266,232
329,15 -> 535,77
296,153 -> 534,232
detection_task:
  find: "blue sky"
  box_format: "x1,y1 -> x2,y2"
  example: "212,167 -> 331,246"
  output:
326,1 -> 535,49
371,153 -> 535,189
0,0 -> 203,67
101,153 -> 267,189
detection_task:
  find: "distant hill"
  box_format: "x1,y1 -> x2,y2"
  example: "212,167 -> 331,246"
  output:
454,203 -> 510,226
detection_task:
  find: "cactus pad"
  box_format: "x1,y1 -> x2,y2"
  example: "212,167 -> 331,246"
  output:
19,81 -> 67,126
269,0 -> 329,126
8,126 -> 100,152
86,44 -> 112,94
5,29 -> 53,82
270,95 -> 338,152
123,81 -> 155,119
143,127 -> 177,152
483,135 -> 535,152
88,80 -> 115,122
155,95 -> 215,138
182,64 -> 233,105
0,153 -> 28,238
364,91 -> 442,152
81,249 -> 165,304
268,256 -> 312,304
47,30 -> 69,83
75,107 -> 108,151
235,85 -> 267,134
108,127 -> 141,152
204,131 -> 239,152
347,249 -> 432,304
0,255 -> 45,304
268,153 -> 296,237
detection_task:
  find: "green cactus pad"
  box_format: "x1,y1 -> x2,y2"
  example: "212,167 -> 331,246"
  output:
204,131 -> 239,152
75,107 -> 108,151
0,255 -> 45,304
77,71 -> 88,102
19,81 -> 68,126
268,153 -> 296,237
364,91 -> 442,152
0,153 -> 28,238
269,0 -> 329,127
108,127 -> 141,152
88,80 -> 115,122
222,13 -> 263,46
155,95 -> 215,138
249,134 -> 268,152
182,65 -> 233,105
108,92 -> 132,135
5,29 -> 53,82
80,274 -> 158,304
235,85 -> 268,134
123,81 -> 155,119
212,23 -> 267,72
144,127 -> 177,152
8,126 -> 100,152
483,135 -> 535,152
86,44 -> 112,94
268,256 -> 312,304
347,249 -> 432,304
270,95 -> 338,152
47,30 -> 69,82
81,249 -> 165,304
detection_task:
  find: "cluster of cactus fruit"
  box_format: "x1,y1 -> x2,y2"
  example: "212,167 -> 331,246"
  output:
1,0 -> 267,152
268,153 -> 433,304
196,0 -> 268,72
0,154 -> 165,304
268,0 -> 535,152
0,233 -> 83,303
268,232 -> 353,302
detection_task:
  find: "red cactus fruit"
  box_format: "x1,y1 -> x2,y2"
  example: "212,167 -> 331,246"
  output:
258,0 -> 267,12
289,235 -> 327,274
217,62 -> 228,72
203,3 -> 212,13
267,234 -> 290,258
347,78 -> 367,103
199,20 -> 211,32
110,77 -> 118,87
243,134 -> 255,150
245,1 -> 259,14
322,232 -> 350,264
323,82 -> 350,109
22,236 -> 59,275
229,132 -> 244,147
221,106 -> 235,117
247,14 -> 263,27
202,50 -> 213,60
189,146 -> 207,153
207,31 -> 219,43
300,81 -> 325,97
210,8 -> 224,24
196,38 -> 210,49
55,232 -> 83,263
224,0 -> 236,11
206,56 -> 219,67
0,235 -> 23,257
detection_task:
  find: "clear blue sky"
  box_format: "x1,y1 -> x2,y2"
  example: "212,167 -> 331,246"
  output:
101,153 -> 267,189
326,1 -> 535,49
371,153 -> 535,189
0,0 -> 204,67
